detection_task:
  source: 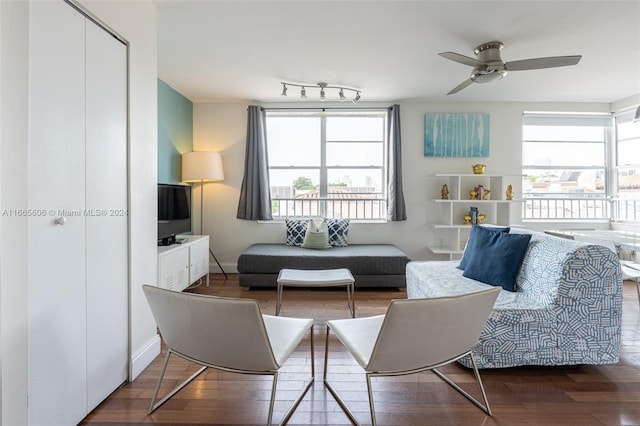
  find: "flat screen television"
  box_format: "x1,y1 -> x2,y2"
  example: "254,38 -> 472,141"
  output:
158,183 -> 192,245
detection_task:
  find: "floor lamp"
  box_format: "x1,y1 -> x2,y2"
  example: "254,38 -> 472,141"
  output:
182,151 -> 228,279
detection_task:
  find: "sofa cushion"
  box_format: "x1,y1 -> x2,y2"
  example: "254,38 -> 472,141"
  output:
326,218 -> 350,247
285,219 -> 308,246
458,225 -> 510,270
301,219 -> 331,249
462,231 -> 532,291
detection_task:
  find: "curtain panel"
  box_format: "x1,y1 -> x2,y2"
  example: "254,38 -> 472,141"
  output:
387,104 -> 407,221
236,105 -> 273,220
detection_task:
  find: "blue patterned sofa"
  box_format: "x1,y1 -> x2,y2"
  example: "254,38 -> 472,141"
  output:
406,229 -> 623,368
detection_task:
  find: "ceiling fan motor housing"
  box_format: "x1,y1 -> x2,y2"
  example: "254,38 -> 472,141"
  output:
472,41 -> 508,83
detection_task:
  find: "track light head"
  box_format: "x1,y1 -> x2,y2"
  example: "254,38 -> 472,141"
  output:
319,82 -> 327,100
281,83 -> 287,97
300,87 -> 307,99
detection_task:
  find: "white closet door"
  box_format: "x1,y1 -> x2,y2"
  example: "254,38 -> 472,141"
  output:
85,19 -> 128,411
28,2 -> 87,425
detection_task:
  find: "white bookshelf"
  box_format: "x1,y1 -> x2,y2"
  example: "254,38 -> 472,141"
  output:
428,174 -> 521,259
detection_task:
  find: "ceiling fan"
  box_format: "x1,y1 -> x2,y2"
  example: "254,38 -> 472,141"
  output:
439,41 -> 582,95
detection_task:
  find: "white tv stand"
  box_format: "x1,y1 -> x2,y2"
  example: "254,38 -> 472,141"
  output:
157,235 -> 210,291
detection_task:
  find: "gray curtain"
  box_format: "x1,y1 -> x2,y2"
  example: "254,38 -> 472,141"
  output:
387,104 -> 407,221
237,105 -> 273,220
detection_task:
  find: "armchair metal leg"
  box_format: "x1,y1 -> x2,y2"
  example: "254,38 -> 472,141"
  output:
277,323 -> 315,426
366,373 -> 377,426
323,325 -> 360,426
431,352 -> 492,416
148,350 -> 208,415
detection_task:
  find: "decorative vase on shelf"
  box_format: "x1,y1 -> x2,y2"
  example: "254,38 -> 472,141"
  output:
506,184 -> 515,200
469,186 -> 491,200
472,164 -> 486,174
441,184 -> 449,200
463,213 -> 485,225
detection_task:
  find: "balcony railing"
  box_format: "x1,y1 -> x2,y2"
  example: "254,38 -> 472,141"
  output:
271,197 -> 387,221
522,197 -> 610,220
612,199 -> 640,222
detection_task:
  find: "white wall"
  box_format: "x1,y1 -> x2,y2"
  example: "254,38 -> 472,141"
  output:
194,100 -> 619,271
0,1 -> 158,424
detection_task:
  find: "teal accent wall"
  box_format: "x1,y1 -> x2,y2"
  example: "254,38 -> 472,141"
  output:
158,79 -> 193,184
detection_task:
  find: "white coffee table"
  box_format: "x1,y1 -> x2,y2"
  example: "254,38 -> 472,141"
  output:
276,268 -> 355,317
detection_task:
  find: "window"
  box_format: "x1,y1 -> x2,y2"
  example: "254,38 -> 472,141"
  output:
266,110 -> 387,221
522,112 -> 612,220
613,110 -> 640,221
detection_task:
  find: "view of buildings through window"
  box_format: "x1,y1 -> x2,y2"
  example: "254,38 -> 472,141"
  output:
522,111 -> 640,221
614,109 -> 640,221
266,111 -> 387,221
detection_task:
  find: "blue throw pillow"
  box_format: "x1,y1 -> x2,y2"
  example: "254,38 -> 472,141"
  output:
326,218 -> 350,247
462,231 -> 532,292
458,225 -> 510,270
285,219 -> 309,246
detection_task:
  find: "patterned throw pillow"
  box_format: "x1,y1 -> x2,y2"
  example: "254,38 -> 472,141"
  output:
326,218 -> 350,247
285,218 -> 309,246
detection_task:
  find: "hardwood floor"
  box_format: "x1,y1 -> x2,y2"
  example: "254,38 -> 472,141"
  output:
81,275 -> 640,425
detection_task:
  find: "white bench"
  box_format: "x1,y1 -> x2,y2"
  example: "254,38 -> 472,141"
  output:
276,268 -> 356,317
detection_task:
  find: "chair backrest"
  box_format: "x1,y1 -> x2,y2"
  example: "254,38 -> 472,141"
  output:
366,287 -> 500,373
142,285 -> 279,372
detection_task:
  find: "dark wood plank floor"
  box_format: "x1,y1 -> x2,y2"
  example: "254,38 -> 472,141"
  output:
82,275 -> 640,425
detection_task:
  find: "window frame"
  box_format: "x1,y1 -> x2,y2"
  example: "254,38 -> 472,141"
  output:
612,108 -> 640,222
521,112 -> 612,222
265,109 -> 389,222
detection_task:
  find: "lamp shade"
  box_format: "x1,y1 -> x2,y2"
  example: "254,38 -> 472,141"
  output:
182,151 -> 224,183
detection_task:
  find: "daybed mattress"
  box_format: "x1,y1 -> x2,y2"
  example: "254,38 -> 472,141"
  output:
237,243 -> 410,288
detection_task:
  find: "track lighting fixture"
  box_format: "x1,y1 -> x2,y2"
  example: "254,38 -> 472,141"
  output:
280,82 -> 361,103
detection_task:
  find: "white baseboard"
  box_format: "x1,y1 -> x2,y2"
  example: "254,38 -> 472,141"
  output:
130,334 -> 161,380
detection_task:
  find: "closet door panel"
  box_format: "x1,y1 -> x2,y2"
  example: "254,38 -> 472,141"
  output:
85,21 -> 128,410
27,2 -> 87,425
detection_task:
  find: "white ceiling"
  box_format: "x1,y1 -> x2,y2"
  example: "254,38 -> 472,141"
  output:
155,0 -> 640,104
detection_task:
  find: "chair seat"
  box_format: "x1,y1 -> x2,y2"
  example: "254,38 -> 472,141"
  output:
327,315 -> 385,368
621,263 -> 640,281
262,315 -> 314,366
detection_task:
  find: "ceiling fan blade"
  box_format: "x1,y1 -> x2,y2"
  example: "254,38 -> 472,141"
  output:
439,52 -> 481,67
447,79 -> 474,95
505,55 -> 582,71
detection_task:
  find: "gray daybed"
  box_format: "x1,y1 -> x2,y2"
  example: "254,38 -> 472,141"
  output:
237,243 -> 411,288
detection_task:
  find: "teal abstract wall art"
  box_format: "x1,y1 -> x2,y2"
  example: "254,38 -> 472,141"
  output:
424,113 -> 490,157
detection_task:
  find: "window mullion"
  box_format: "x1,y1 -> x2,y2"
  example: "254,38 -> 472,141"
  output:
320,116 -> 328,216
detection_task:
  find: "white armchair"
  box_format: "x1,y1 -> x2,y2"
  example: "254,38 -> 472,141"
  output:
323,287 -> 500,425
142,285 -> 314,425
